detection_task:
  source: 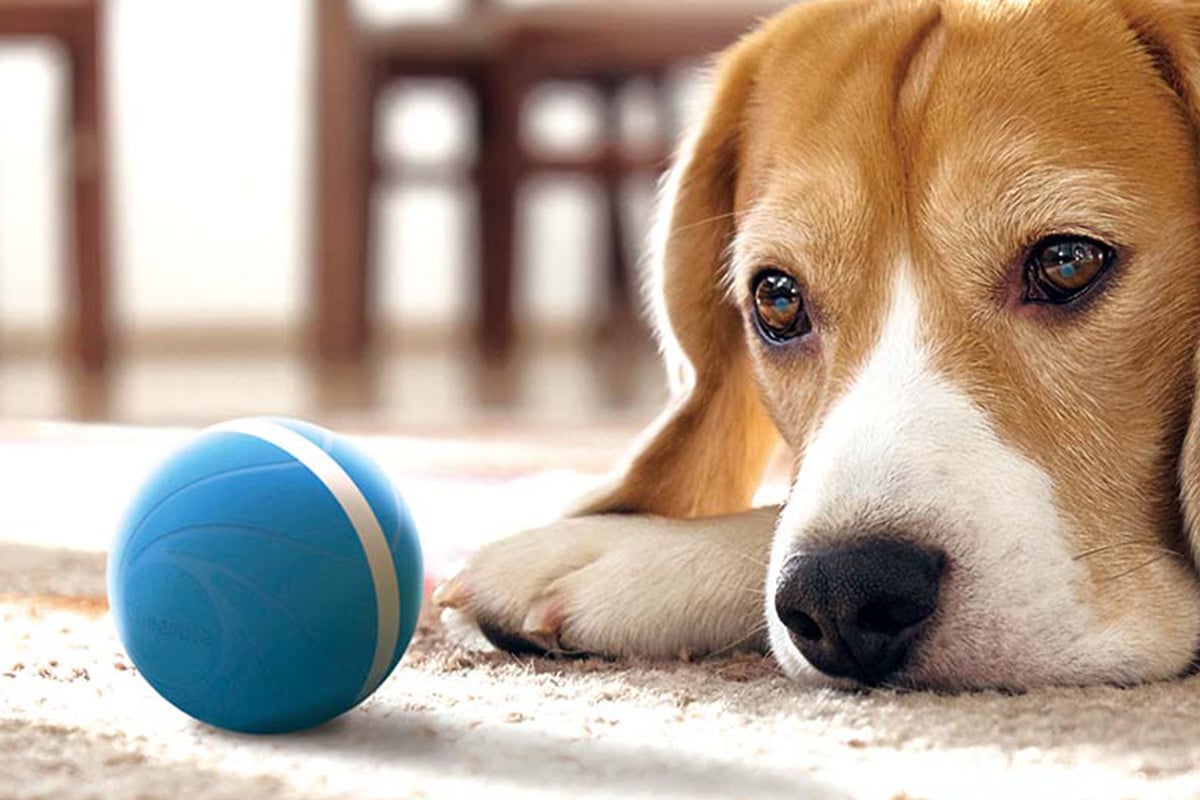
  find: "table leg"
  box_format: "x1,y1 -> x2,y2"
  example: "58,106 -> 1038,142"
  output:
66,2 -> 109,372
314,0 -> 375,364
474,68 -> 523,362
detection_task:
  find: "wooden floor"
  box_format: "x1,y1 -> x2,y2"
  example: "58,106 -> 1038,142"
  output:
0,337 -> 667,433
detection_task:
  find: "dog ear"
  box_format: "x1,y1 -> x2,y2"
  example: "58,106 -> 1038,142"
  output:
1117,0 -> 1200,562
573,35 -> 780,519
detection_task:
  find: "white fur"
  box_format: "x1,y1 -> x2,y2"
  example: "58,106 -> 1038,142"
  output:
765,270 -> 1148,688
646,122 -> 703,397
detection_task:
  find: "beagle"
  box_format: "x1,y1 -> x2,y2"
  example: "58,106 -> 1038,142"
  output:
435,0 -> 1200,689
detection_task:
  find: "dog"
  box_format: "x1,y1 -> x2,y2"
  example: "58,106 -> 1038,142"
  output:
434,0 -> 1200,690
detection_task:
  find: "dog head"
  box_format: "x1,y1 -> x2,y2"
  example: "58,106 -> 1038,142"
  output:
585,0 -> 1200,689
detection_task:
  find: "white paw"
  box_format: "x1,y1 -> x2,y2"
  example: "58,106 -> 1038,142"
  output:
433,513 -> 772,660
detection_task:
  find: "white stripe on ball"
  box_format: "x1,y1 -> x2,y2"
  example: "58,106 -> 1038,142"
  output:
210,419 -> 401,702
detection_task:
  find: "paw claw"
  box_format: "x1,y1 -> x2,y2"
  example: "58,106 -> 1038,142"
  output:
521,596 -> 562,637
432,574 -> 471,609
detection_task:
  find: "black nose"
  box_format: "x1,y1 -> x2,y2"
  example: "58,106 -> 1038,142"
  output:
774,538 -> 945,685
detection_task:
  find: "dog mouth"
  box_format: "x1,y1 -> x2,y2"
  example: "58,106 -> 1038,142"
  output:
769,548 -> 1200,692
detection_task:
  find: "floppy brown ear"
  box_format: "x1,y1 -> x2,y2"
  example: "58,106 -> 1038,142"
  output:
1117,0 -> 1200,562
573,35 -> 780,519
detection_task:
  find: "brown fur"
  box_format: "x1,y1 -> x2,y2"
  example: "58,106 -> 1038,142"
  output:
440,0 -> 1200,686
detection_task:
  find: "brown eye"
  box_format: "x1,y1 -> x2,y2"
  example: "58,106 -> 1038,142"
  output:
1024,235 -> 1114,304
752,270 -> 811,343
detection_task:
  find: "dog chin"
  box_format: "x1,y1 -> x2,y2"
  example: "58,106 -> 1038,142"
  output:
765,595 -> 1199,692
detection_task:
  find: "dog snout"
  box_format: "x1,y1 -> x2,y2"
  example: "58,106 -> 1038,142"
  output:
774,538 -> 946,685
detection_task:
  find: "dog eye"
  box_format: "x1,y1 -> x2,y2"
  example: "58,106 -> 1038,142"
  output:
1024,235 -> 1114,304
752,270 -> 811,343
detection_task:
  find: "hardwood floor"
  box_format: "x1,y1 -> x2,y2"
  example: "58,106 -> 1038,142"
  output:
0,336 -> 667,434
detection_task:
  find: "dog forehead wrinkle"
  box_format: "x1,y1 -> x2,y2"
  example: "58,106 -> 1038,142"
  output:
923,132 -> 1141,229
892,2 -> 946,159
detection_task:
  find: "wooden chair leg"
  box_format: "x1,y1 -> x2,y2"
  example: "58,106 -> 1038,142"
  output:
474,69 -> 523,361
66,2 -> 109,372
314,0 -> 375,364
355,71 -> 381,352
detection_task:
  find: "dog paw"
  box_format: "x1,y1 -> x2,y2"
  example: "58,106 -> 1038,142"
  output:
433,512 -> 773,660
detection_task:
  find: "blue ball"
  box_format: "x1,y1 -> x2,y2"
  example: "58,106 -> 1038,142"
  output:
108,417 -> 423,734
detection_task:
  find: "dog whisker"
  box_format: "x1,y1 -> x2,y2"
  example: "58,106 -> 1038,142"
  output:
737,553 -> 771,570
704,621 -> 771,659
672,209 -> 739,235
1072,540 -> 1185,562
1097,552 -> 1180,584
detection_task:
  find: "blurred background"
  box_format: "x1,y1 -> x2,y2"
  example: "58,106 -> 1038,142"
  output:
0,0 -> 779,435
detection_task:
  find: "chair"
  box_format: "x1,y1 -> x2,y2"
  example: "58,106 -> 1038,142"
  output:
313,0 -> 776,364
0,0 -> 109,371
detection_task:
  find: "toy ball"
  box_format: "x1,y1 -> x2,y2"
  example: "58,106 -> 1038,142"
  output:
108,417 -> 423,734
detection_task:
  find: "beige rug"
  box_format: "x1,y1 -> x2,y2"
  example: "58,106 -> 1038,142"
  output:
5,423 -> 1200,800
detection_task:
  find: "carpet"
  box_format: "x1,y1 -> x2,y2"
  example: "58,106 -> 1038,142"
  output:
4,422 -> 1200,800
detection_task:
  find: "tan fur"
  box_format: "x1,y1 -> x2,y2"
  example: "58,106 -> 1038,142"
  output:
438,0 -> 1200,686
